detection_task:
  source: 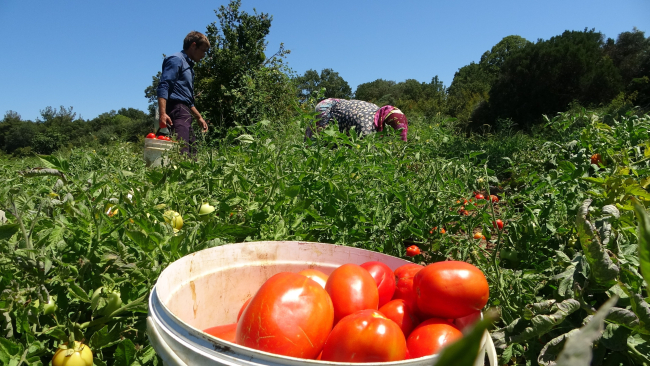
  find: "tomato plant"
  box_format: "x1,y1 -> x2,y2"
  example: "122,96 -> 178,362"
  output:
320,309 -> 407,362
237,272 -> 334,359
325,263 -> 379,324
414,261 -> 489,319
360,261 -> 396,307
406,318 -> 462,358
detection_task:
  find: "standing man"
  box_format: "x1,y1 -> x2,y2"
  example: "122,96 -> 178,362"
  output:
157,31 -> 210,156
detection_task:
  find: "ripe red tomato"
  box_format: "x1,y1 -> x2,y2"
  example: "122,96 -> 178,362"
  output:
406,245 -> 420,257
489,195 -> 499,203
360,261 -> 396,307
146,133 -> 156,139
157,135 -> 166,140
493,219 -> 504,230
204,323 -> 237,343
321,309 -> 407,362
237,297 -> 251,322
414,261 -> 489,319
475,193 -> 485,200
298,269 -> 328,288
453,310 -> 482,331
325,264 -> 379,324
393,264 -> 423,310
378,299 -> 420,338
591,153 -> 603,165
236,272 -> 334,359
406,318 -> 462,358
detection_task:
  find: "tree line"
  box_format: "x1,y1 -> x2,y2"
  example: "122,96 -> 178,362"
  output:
2,0 -> 649,156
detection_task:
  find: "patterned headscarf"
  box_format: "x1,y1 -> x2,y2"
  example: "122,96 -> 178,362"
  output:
374,106 -> 408,141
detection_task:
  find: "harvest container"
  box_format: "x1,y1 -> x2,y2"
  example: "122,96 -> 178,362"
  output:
143,138 -> 173,167
147,241 -> 497,366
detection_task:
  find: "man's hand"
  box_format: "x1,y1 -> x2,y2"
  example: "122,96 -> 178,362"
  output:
159,113 -> 172,129
198,117 -> 209,132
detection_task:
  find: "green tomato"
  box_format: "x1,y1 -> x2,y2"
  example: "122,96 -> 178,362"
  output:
199,203 -> 215,215
102,291 -> 123,316
163,210 -> 183,232
43,297 -> 57,315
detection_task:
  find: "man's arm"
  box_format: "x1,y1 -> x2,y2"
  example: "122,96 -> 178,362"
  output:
158,98 -> 172,129
190,106 -> 208,132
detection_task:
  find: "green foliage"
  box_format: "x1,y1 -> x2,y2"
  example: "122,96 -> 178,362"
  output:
193,0 -> 296,132
0,107 -> 154,155
354,76 -> 448,118
487,29 -> 624,128
295,68 -> 352,101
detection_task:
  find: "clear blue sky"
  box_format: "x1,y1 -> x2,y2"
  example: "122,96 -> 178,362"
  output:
1,0 -> 648,121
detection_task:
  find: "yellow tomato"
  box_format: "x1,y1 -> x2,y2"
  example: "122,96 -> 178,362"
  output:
163,210 -> 183,232
52,342 -> 93,366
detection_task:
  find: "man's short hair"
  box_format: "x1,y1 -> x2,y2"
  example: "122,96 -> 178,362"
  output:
183,31 -> 210,51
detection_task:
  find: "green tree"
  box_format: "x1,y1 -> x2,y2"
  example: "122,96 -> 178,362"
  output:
447,35 -> 530,123
295,68 -> 352,101
604,28 -> 650,108
192,0 -> 296,131
354,79 -> 397,104
487,29 -> 623,127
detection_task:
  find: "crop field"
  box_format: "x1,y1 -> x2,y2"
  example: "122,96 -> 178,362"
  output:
1,107 -> 650,365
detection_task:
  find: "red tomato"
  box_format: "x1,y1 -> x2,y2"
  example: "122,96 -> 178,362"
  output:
321,310 -> 407,362
591,153 -> 603,165
157,135 -> 167,140
489,195 -> 499,203
237,297 -> 251,322
475,193 -> 485,200
146,133 -> 156,139
360,261 -> 396,307
298,269 -> 328,288
407,318 -> 462,358
204,323 -> 237,343
393,264 -> 424,311
406,245 -> 420,257
453,310 -> 482,331
236,272 -> 334,359
414,261 -> 489,319
378,299 -> 420,338
325,264 -> 379,324
493,219 -> 504,230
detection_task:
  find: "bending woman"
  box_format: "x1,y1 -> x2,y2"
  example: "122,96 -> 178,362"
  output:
306,98 -> 408,141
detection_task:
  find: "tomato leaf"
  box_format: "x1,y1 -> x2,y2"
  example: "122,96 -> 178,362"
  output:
113,338 -> 136,366
633,199 -> 650,294
89,325 -> 122,350
555,296 -> 618,366
68,283 -> 90,303
0,223 -> 19,240
575,199 -> 619,288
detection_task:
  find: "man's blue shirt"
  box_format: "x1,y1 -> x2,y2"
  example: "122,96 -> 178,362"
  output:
157,51 -> 195,107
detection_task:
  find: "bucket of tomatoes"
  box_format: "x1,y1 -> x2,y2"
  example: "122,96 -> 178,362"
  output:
143,133 -> 175,167
147,241 -> 497,366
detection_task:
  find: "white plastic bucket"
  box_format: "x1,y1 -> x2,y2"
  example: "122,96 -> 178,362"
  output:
144,138 -> 173,167
147,241 -> 497,366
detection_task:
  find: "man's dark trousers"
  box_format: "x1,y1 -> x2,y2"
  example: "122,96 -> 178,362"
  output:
166,100 -> 196,156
